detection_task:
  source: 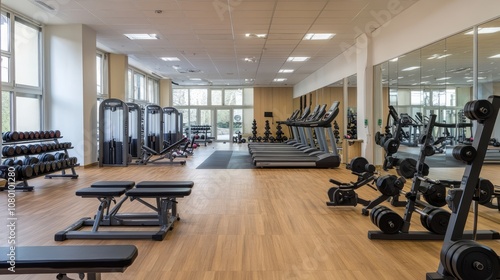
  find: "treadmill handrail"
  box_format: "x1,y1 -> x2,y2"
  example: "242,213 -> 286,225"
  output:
294,102 -> 340,127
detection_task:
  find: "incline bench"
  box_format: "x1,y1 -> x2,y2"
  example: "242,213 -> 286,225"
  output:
0,245 -> 137,279
137,137 -> 188,165
56,180 -> 193,241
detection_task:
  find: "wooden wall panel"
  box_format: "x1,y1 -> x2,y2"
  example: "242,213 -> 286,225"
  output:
253,87 -> 293,137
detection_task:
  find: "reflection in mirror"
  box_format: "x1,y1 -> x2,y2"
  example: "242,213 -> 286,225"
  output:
478,17 -> 500,148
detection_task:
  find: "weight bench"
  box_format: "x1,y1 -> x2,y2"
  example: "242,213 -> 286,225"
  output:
0,245 -> 137,280
137,137 -> 188,165
55,181 -> 193,241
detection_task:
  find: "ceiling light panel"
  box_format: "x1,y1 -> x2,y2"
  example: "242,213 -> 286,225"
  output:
124,34 -> 159,40
401,66 -> 420,71
161,57 -> 180,61
279,69 -> 294,73
287,57 -> 310,62
303,33 -> 335,40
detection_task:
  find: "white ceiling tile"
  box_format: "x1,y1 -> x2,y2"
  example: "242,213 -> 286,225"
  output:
2,0 -> 420,86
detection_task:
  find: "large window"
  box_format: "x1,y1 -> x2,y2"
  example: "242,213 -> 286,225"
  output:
14,18 -> 40,87
171,88 -> 254,140
126,68 -> 159,104
1,10 -> 42,132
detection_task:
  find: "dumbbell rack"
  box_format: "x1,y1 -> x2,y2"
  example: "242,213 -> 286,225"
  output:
428,96 -> 500,280
188,125 -> 212,146
369,114 -> 500,241
1,133 -> 79,191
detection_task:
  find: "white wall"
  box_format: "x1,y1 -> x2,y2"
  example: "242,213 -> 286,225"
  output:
44,24 -> 96,166
296,0 -> 500,98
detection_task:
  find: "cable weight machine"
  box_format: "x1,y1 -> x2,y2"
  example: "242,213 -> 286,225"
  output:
98,99 -> 129,166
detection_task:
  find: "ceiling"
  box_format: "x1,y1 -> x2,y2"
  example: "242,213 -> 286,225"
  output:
3,0 -> 419,87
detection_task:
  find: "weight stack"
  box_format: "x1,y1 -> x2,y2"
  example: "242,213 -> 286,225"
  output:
130,139 -> 138,157
115,141 -> 123,164
103,141 -> 111,164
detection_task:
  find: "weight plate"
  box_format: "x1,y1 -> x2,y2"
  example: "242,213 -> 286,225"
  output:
31,163 -> 39,176
422,184 -> 448,207
478,178 -> 494,205
45,162 -> 51,172
452,145 -> 477,163
450,240 -> 499,280
38,162 -> 45,173
376,175 -> 400,197
396,158 -> 417,179
384,138 -> 400,155
22,165 -> 33,178
420,207 -> 436,232
377,209 -> 403,234
370,205 -> 388,225
426,209 -> 450,235
349,157 -> 369,173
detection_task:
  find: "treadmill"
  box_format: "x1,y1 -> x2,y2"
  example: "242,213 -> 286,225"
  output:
253,101 -> 341,168
248,107 -> 312,151
249,104 -> 328,157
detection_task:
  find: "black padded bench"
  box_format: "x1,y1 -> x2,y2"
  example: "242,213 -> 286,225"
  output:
0,245 -> 137,279
55,181 -> 193,241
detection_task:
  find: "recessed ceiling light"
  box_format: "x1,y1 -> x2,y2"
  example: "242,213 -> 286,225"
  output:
489,54 -> 500,58
436,77 -> 451,81
273,78 -> 287,82
245,33 -> 267,38
303,33 -> 335,40
401,66 -> 420,71
465,27 -> 500,35
161,57 -> 180,61
245,78 -> 254,83
31,0 -> 55,11
244,57 -> 258,62
124,34 -> 159,40
287,57 -> 309,62
390,58 -> 399,62
189,78 -> 202,81
279,69 -> 294,73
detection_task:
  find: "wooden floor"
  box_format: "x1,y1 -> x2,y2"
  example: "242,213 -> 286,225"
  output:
1,142 -> 500,280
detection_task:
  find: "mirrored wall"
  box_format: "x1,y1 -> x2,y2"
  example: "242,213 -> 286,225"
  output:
378,16 -> 500,148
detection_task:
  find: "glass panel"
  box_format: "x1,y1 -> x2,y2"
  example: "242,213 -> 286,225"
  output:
16,94 -> 40,131
200,109 -> 212,126
2,91 -> 11,132
211,89 -> 222,105
1,56 -> 9,83
127,69 -> 133,100
216,109 -> 230,141
1,13 -> 10,52
134,73 -> 145,100
189,108 -> 197,126
153,80 -> 159,104
147,78 -> 154,102
190,89 -> 207,105
96,54 -> 102,95
173,89 -> 188,106
224,89 -> 242,105
177,109 -> 189,131
232,109 -> 242,137
14,18 -> 40,87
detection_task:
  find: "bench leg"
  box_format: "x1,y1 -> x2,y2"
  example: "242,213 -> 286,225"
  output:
91,199 -> 110,232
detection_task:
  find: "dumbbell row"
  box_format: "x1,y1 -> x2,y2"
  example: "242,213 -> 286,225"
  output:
2,130 -> 62,142
370,204 -> 450,235
2,142 -> 72,157
1,157 -> 78,180
2,152 -> 70,166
